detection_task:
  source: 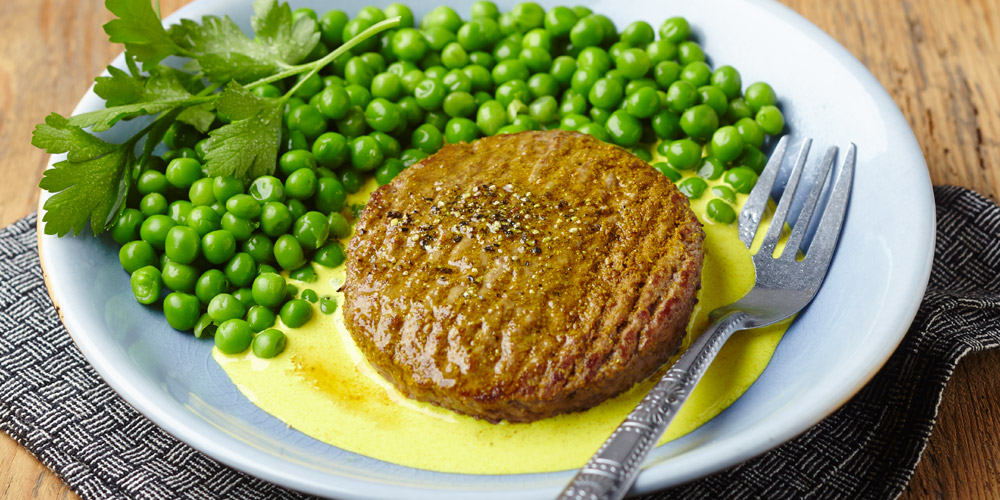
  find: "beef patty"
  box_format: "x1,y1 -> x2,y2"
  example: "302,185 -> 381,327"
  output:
343,130 -> 704,423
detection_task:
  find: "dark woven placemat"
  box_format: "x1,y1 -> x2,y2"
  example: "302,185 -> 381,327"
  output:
1,185 -> 997,500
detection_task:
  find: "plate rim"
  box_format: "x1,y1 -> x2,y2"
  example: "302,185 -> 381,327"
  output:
36,0 -> 936,498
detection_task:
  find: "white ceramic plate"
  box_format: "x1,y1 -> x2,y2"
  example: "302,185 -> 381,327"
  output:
39,0 -> 935,498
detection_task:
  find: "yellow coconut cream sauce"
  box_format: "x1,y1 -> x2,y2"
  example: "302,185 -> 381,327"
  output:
214,161 -> 789,475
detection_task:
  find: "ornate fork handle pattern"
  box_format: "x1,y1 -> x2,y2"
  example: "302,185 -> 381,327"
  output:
558,311 -> 750,500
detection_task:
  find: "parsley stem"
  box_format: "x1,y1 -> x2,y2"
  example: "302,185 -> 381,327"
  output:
248,16 -> 402,93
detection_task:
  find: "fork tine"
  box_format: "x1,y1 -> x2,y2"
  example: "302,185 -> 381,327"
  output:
779,145 -> 838,261
803,143 -> 855,268
759,139 -> 812,255
738,135 -> 789,248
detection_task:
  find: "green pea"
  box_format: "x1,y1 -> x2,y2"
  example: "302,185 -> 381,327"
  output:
220,213 -> 254,241
528,96 -> 558,124
518,46 -> 551,73
620,20 -> 654,46
709,126 -> 744,163
186,206 -> 221,236
233,286 -> 256,310
119,240 -> 156,275
567,122 -> 601,141
293,212 -> 330,251
492,59 -> 530,86
397,95 -> 426,127
195,269 -> 228,305
252,329 -> 287,358
112,209 -> 144,245
163,292 -> 200,331
588,78 -> 624,110
678,41 -> 705,65
654,61 -> 682,91
139,214 -> 175,250
605,110 -> 642,147
724,166 -> 760,194
680,61 -> 712,87
246,306 -> 276,333
755,105 -> 785,135
559,90 -> 588,116
624,87 -> 661,119
344,85 -> 372,108
445,117 -> 480,143
279,298 -> 313,328
422,5 -> 463,32
733,118 -> 764,150
615,48 -> 651,80
443,91 -> 476,118
569,16 -> 603,48
299,289 -> 319,303
166,200 -> 192,226
651,110 -> 682,140
473,100 -> 505,135
273,234 -> 305,270
589,107 -> 611,126
164,226 -> 200,264
249,176 -> 285,204
337,106 -> 370,138
697,157 -> 726,180
340,170 -> 364,194
257,202 -> 291,237
161,259 -> 198,293
711,65 -> 742,99
739,145 -> 769,174
137,170 -> 167,195
208,176 -> 242,206
543,6 -> 577,37
242,233 -> 274,265
652,161 -> 682,182
471,0 -> 499,19
659,16 -> 690,43
495,79 -> 531,107
712,185 -> 737,203
222,194 -> 259,220
288,265 -> 317,283
319,9 -> 347,45
224,252 -> 257,288
443,69 -> 473,93
327,213 -> 351,239
512,114 -> 538,130
413,79 -> 445,111
376,158 -> 406,185
680,104 -> 719,139
283,130 -> 308,153
392,27 -> 429,62
698,85 -> 728,117
250,272 -> 285,309
215,319 -> 253,354
208,293 -> 245,322
400,148 -> 428,167
469,51 -> 495,69
314,241 -> 346,268
201,229 -> 236,265
139,193 -> 168,217
129,265 -> 162,305
559,113 -> 590,131
549,56 -> 577,87
706,198 -> 736,224
727,98 -> 753,122
665,80 -> 697,113
666,139 -> 702,169
409,123 -> 442,154
678,177 -> 708,199
319,297 -> 339,315
288,105 -> 328,138
282,168 -> 316,200
745,82 -> 778,112
165,158 -> 203,188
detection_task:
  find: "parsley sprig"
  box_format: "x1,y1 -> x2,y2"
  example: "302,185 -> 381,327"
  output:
33,0 -> 399,237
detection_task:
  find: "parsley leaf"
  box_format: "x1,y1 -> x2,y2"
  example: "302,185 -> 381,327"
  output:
103,0 -> 185,68
203,105 -> 281,179
176,103 -> 217,133
34,114 -> 135,236
215,81 -> 274,120
168,0 -> 319,84
251,0 -> 320,65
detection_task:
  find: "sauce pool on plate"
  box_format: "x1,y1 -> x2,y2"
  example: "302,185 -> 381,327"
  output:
215,172 -> 789,475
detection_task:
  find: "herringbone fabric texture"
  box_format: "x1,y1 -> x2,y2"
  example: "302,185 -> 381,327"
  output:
0,185 -> 997,500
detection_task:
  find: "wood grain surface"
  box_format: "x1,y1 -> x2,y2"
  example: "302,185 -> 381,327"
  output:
0,0 -> 997,498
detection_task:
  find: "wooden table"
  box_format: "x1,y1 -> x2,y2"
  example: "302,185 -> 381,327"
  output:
1,1 -> 997,498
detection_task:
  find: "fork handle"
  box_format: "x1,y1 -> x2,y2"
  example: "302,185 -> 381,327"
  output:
557,311 -> 750,500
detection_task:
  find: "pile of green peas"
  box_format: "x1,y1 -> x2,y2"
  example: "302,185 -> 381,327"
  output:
111,2 -> 785,355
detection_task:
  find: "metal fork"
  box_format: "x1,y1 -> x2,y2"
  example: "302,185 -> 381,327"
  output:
557,136 -> 856,500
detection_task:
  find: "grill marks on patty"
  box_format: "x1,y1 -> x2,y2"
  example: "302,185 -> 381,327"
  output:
344,130 -> 704,422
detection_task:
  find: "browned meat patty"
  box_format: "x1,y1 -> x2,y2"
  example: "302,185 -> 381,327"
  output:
343,130 -> 704,423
